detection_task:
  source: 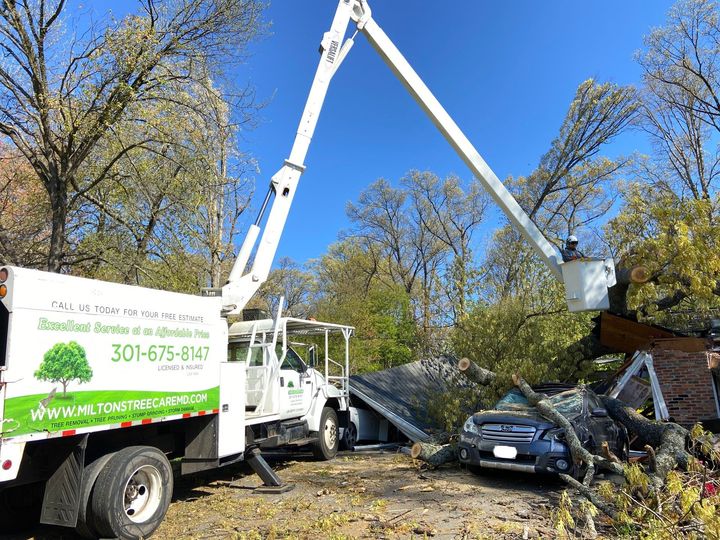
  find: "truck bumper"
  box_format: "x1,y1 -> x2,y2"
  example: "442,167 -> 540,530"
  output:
458,436 -> 573,475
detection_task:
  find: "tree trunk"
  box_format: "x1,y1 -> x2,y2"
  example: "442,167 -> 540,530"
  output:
608,265 -> 649,316
513,374 -> 623,485
600,394 -> 690,487
47,181 -> 67,273
410,442 -> 457,466
458,358 -> 496,385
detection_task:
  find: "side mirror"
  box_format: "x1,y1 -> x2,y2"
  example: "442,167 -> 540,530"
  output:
308,346 -> 317,368
591,407 -> 608,418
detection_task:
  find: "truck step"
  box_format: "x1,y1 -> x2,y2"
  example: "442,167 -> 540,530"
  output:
286,437 -> 318,446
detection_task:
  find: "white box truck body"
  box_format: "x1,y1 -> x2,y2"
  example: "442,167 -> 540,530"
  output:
0,266 -> 351,539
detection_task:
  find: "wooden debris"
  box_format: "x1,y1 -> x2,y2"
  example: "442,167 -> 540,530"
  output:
600,394 -> 690,488
410,442 -> 457,466
601,441 -> 621,463
458,357 -> 496,385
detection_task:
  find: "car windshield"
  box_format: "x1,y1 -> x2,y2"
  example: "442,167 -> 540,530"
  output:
494,388 -> 583,417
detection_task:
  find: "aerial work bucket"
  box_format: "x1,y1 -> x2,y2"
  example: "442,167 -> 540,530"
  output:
562,258 -> 617,312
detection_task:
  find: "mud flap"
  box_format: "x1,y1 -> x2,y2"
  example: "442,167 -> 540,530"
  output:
40,435 -> 87,527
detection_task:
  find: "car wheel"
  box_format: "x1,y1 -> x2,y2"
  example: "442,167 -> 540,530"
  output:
340,422 -> 358,451
90,446 -> 173,540
312,407 -> 339,460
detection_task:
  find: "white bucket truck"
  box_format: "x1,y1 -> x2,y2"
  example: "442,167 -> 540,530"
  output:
0,266 -> 353,538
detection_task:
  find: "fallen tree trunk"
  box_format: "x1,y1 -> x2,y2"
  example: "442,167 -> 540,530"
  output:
600,394 -> 690,487
458,358 -> 496,385
512,374 -> 623,485
410,442 -> 457,466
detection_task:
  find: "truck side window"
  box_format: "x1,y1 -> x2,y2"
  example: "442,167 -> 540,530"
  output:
277,345 -> 304,371
228,343 -> 263,366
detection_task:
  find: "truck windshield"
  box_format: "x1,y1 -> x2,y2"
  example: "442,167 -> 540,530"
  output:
276,345 -> 305,371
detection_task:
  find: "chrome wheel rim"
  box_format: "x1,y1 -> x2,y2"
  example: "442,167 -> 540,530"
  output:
124,465 -> 163,523
323,417 -> 337,449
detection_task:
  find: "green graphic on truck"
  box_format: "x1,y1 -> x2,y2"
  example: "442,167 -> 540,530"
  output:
4,387 -> 220,437
34,341 -> 93,397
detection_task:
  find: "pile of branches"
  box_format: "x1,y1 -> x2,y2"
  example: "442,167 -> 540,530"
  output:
410,359 -> 720,538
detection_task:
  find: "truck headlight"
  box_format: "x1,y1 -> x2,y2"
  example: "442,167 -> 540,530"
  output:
463,417 -> 480,436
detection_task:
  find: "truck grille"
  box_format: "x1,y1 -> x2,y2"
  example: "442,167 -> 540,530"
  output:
481,423 -> 536,443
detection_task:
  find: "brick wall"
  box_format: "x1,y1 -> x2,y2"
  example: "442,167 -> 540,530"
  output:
651,346 -> 717,427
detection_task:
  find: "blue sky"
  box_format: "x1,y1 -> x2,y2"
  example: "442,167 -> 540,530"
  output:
97,1 -> 675,265
239,1 -> 673,265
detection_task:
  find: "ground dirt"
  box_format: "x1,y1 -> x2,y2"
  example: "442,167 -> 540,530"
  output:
17,450 -> 564,539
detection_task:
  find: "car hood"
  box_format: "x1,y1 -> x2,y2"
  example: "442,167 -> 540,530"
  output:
472,408 -> 578,429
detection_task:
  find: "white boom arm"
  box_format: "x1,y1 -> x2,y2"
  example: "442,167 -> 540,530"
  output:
220,0 -> 357,314
222,0 -> 616,314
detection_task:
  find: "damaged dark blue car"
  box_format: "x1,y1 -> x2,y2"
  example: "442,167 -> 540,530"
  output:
458,385 -> 628,477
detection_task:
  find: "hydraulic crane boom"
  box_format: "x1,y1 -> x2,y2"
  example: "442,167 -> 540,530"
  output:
221,0 -> 616,315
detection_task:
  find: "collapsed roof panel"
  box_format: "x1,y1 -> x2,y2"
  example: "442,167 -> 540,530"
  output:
349,356 -> 473,443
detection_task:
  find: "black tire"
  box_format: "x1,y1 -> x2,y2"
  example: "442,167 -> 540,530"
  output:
75,452 -> 116,539
90,446 -> 173,540
340,422 -> 357,451
312,407 -> 339,460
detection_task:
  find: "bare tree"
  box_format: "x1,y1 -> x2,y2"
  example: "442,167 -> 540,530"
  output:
0,0 -> 264,272
404,170 -> 487,322
346,178 -> 448,337
603,0 -> 720,317
518,79 -> 638,239
254,258 -> 316,318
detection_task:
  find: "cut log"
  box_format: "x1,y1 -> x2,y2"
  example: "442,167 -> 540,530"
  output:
458,358 -> 496,385
410,442 -> 457,466
615,265 -> 650,285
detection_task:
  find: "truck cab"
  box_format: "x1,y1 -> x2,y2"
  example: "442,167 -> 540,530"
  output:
227,316 -> 353,459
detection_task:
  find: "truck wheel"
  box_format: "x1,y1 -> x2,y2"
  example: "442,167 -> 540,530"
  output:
312,407 -> 339,460
75,452 -> 116,539
90,446 -> 173,540
340,422 -> 357,451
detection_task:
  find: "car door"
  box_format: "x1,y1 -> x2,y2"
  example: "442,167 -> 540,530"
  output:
586,392 -> 619,454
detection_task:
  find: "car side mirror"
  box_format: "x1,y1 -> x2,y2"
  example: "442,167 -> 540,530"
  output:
591,407 -> 608,417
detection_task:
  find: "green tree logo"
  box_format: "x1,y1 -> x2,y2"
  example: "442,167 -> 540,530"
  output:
34,341 -> 93,397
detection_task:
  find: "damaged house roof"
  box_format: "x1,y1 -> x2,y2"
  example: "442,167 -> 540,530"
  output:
349,356 -> 477,443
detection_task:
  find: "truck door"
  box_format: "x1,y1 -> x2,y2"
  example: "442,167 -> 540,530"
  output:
229,342 -> 266,413
277,346 -> 313,419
